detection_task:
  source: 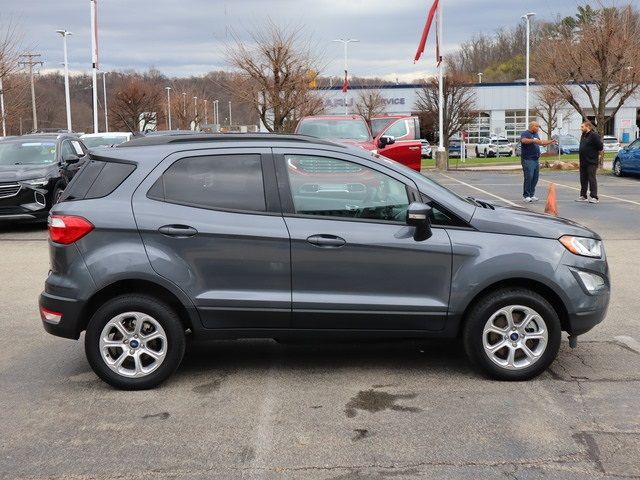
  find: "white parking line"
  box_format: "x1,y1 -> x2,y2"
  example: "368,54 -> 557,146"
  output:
436,172 -> 520,207
540,179 -> 640,207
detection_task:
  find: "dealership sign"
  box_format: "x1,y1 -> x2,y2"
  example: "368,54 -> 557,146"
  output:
324,97 -> 407,108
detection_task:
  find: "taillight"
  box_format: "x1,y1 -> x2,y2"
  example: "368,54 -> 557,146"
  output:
48,215 -> 94,244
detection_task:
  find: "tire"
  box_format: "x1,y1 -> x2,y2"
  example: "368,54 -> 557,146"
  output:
84,294 -> 186,390
613,159 -> 623,177
52,184 -> 65,205
463,288 -> 561,381
475,147 -> 481,158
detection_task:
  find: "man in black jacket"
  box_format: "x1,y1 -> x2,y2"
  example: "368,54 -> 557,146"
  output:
576,121 -> 604,204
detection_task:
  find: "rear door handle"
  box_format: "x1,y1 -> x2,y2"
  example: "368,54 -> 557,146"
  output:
158,225 -> 198,237
306,234 -> 346,248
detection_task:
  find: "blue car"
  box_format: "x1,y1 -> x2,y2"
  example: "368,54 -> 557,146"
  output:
613,138 -> 640,177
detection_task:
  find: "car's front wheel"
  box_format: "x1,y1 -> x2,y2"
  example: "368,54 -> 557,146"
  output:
613,159 -> 623,177
85,294 -> 186,390
463,288 -> 561,381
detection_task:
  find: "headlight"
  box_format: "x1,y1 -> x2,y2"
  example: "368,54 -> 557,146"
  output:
574,270 -> 606,294
22,177 -> 49,187
559,235 -> 602,258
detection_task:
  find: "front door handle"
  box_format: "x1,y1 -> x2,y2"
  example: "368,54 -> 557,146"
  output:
409,146 -> 420,151
306,234 -> 346,248
158,225 -> 198,237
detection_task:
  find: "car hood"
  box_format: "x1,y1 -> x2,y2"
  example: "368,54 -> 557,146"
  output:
334,139 -> 376,151
0,164 -> 56,183
470,204 -> 600,240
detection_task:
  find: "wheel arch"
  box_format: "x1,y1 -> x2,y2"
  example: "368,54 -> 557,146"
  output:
79,279 -> 198,335
457,278 -> 570,336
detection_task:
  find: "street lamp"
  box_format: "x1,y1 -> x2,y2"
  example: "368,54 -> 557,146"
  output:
228,101 -> 232,126
56,29 -> 73,132
203,98 -> 208,125
165,86 -> 172,130
213,100 -> 219,126
332,38 -> 359,115
182,92 -> 186,116
477,73 -> 483,143
522,12 -> 536,125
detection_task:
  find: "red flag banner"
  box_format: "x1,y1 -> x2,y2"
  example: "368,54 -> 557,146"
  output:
341,70 -> 349,93
414,0 -> 439,63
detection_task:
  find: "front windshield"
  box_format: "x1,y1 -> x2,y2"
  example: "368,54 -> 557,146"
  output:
82,136 -> 128,147
0,141 -> 57,166
603,138 -> 617,144
497,139 -> 510,145
298,119 -> 372,141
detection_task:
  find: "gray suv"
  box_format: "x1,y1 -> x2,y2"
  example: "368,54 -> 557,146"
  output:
39,134 -> 610,389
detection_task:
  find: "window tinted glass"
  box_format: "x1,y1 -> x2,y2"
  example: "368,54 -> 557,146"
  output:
297,119 -> 371,141
61,141 -> 76,159
285,154 -> 409,222
370,118 -> 394,137
149,155 -> 265,212
384,120 -> 409,139
60,160 -> 136,201
628,140 -> 640,151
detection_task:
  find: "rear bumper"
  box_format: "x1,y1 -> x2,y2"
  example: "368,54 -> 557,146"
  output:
39,291 -> 84,340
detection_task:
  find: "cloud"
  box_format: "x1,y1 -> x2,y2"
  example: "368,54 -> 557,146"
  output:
3,0 -> 579,79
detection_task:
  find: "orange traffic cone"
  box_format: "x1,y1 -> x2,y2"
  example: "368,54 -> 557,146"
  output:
544,183 -> 558,216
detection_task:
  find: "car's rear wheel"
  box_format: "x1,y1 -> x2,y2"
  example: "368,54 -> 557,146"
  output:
613,159 -> 623,177
85,294 -> 186,390
476,147 -> 481,158
463,288 -> 561,381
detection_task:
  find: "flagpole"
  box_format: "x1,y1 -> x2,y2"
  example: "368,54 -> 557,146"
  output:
437,0 -> 444,156
90,0 -> 99,133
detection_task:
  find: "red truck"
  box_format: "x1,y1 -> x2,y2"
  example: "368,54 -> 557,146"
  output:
295,114 -> 422,171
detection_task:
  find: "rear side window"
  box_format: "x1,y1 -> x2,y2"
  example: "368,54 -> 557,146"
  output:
61,160 -> 136,201
148,154 -> 266,212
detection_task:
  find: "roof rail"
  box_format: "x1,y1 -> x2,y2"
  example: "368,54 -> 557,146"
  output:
118,132 -> 343,148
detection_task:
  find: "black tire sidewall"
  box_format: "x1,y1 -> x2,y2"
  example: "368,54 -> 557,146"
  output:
463,289 -> 562,381
85,294 -> 186,390
613,160 -> 622,177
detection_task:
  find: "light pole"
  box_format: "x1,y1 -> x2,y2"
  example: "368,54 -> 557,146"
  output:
213,100 -> 218,126
228,101 -> 232,126
182,92 -> 186,116
102,71 -> 108,132
522,12 -> 535,125
203,99 -> 208,125
477,73 -> 483,143
0,75 -> 5,136
56,30 -> 73,132
165,86 -> 172,130
332,38 -> 359,115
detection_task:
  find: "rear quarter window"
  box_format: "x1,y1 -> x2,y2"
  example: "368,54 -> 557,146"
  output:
60,160 -> 136,201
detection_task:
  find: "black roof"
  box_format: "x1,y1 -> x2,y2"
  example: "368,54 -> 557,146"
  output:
118,132 -> 342,148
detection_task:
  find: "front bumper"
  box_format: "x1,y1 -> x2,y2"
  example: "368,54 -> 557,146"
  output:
0,185 -> 50,222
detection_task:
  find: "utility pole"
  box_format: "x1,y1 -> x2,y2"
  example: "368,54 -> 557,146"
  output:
102,72 -> 108,132
18,54 -> 43,132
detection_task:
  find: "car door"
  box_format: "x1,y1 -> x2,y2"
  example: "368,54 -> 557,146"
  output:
376,118 -> 422,171
274,148 -> 452,331
132,148 -> 291,329
625,139 -> 640,173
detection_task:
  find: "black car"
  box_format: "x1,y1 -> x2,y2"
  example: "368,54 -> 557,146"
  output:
0,134 -> 88,223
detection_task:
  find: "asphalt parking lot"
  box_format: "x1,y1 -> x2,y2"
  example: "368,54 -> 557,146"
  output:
1,169 -> 639,479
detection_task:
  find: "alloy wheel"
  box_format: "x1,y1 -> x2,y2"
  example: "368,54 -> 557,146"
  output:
482,305 -> 548,370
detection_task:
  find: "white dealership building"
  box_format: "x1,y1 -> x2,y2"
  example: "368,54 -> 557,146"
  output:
317,82 -> 640,144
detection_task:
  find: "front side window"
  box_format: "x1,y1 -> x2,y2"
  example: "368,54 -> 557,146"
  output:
285,154 -> 409,222
628,140 -> 640,151
61,141 -> 76,160
383,119 -> 410,139
148,154 -> 266,212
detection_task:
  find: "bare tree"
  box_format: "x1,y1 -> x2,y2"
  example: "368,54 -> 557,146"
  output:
354,89 -> 387,122
414,73 -> 476,168
110,77 -> 163,132
0,16 -> 24,134
535,85 -> 569,138
225,21 -> 323,133
534,4 -> 640,166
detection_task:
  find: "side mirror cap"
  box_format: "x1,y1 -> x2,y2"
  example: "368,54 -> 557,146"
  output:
406,202 -> 432,241
377,135 -> 396,149
64,154 -> 80,165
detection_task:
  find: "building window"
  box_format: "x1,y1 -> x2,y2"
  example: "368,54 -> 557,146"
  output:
505,110 -> 527,143
467,112 -> 491,144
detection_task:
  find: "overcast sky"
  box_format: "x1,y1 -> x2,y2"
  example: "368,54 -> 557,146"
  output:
4,0 -> 581,81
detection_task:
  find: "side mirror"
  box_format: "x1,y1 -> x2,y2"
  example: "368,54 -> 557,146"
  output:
406,202 -> 432,242
63,154 -> 80,165
377,135 -> 396,149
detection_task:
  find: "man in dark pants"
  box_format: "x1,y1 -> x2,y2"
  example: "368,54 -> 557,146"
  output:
576,121 -> 604,204
520,122 -> 556,202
